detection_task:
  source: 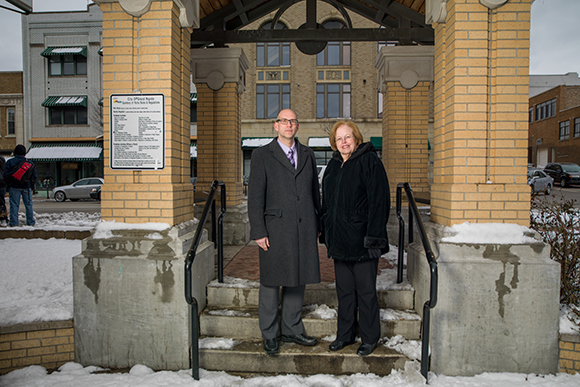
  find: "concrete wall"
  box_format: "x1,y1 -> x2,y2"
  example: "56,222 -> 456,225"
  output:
73,221 -> 215,370
407,222 -> 560,376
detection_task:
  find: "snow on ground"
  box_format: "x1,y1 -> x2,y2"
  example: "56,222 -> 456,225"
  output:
2,212 -> 580,386
2,361 -> 580,387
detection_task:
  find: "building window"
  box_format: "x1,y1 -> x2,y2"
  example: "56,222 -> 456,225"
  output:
559,120 -> 570,140
7,107 -> 15,135
316,83 -> 350,118
257,84 -> 290,119
529,107 -> 533,123
535,98 -> 556,121
257,22 -> 290,67
48,54 -> 87,76
316,20 -> 350,66
48,106 -> 88,125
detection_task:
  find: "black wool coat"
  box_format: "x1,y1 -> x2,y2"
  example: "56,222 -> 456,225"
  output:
247,138 -> 322,287
321,142 -> 390,261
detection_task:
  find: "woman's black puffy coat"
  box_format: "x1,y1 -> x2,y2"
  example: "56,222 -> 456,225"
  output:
321,142 -> 390,261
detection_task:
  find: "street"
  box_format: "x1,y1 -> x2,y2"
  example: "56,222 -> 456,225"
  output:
544,186 -> 580,208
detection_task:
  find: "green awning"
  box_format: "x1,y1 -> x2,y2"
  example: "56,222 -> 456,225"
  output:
41,46 -> 87,57
190,93 -> 197,103
42,96 -> 87,107
371,137 -> 382,150
26,142 -> 103,162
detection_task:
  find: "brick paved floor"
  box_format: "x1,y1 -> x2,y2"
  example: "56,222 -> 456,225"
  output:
223,243 -> 393,282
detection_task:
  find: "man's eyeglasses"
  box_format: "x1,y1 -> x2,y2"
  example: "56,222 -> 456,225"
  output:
276,118 -> 299,126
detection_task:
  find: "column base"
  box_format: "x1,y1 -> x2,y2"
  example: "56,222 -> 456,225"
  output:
73,220 -> 215,370
407,222 -> 560,376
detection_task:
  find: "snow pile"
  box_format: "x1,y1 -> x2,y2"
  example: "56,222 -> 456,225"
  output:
9,211 -> 100,231
304,304 -> 337,319
0,238 -> 81,325
92,221 -> 171,239
199,337 -> 238,350
441,222 -> 539,244
384,335 -> 422,361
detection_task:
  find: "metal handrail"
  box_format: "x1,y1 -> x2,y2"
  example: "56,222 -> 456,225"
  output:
396,182 -> 438,383
184,180 -> 226,380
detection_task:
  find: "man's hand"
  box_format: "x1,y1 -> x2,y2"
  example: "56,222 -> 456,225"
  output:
256,236 -> 270,251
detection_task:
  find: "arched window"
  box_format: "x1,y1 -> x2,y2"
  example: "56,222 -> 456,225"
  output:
316,20 -> 350,66
257,21 -> 290,67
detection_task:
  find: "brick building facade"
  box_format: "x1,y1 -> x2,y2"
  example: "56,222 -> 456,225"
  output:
0,72 -> 24,158
528,85 -> 580,167
231,2 -> 385,176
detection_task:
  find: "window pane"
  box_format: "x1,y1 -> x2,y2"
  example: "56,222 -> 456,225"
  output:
76,56 -> 87,75
343,43 -> 350,66
50,108 -> 62,125
282,93 -> 290,110
267,85 -> 279,118
63,55 -> 75,75
257,44 -> 264,67
328,89 -> 339,118
282,43 -> 290,66
327,43 -> 340,66
317,92 -> 325,118
77,107 -> 87,125
267,44 -> 279,66
7,108 -> 15,135
64,108 -> 75,124
50,57 -> 61,76
256,85 -> 264,118
343,88 -> 351,118
317,51 -> 324,66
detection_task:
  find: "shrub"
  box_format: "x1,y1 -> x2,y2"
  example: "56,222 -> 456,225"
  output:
530,192 -> 580,329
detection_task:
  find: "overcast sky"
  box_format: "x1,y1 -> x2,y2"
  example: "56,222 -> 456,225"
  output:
0,0 -> 578,75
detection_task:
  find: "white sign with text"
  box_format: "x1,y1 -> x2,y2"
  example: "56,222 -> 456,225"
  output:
110,94 -> 165,170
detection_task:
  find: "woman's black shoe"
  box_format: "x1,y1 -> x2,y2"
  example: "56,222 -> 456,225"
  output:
356,342 -> 377,356
329,339 -> 355,351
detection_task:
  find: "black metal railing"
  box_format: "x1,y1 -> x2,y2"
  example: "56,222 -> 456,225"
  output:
184,180 -> 226,380
396,182 -> 438,383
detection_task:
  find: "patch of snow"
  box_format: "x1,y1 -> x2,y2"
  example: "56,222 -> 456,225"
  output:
199,338 -> 238,350
381,309 -> 421,322
383,335 -> 422,361
209,276 -> 260,288
441,222 -> 539,244
304,304 -> 337,319
208,309 -> 251,317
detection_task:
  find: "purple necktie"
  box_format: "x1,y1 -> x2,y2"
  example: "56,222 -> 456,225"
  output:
287,149 -> 296,168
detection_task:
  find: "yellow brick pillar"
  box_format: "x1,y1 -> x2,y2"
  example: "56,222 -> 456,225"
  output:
376,47 -> 434,202
96,0 -> 197,225
191,48 -> 250,244
430,0 -> 532,227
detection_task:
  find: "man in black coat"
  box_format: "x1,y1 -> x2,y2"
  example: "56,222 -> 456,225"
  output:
3,144 -> 37,227
248,109 -> 322,355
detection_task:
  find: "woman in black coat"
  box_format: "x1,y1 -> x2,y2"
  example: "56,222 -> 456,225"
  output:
321,120 -> 390,356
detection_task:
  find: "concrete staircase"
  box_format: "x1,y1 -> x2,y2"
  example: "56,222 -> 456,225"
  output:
198,280 -> 421,376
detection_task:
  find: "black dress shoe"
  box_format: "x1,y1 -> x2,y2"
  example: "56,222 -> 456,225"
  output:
264,338 -> 279,355
281,333 -> 317,346
357,342 -> 377,356
329,340 -> 355,351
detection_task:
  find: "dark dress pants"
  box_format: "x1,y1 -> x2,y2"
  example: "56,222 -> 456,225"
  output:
334,258 -> 380,344
259,284 -> 306,340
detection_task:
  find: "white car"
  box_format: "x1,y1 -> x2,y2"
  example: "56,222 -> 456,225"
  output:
52,178 -> 104,202
527,168 -> 553,195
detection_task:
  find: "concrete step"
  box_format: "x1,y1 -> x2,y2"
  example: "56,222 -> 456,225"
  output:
199,306 -> 421,340
199,338 -> 409,376
207,281 -> 415,310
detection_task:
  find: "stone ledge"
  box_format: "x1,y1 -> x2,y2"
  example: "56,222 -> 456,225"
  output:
560,333 -> 580,343
0,320 -> 73,335
0,229 -> 91,240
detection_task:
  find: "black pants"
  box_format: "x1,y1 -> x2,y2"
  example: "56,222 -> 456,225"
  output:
334,258 -> 380,344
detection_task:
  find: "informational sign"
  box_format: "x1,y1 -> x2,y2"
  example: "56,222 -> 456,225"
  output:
110,94 -> 165,170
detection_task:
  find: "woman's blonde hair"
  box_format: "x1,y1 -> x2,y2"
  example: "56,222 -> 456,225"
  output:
329,121 -> 364,151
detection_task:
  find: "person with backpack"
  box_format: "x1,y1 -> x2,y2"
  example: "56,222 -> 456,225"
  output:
0,155 -> 7,225
3,144 -> 37,227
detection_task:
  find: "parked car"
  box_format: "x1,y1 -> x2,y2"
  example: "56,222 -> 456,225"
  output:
527,168 -> 553,195
90,187 -> 101,201
52,178 -> 104,202
543,162 -> 580,188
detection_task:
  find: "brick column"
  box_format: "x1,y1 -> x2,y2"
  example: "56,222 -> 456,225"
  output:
192,48 -> 249,207
430,0 -> 532,227
376,46 -> 434,201
97,0 -> 195,225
